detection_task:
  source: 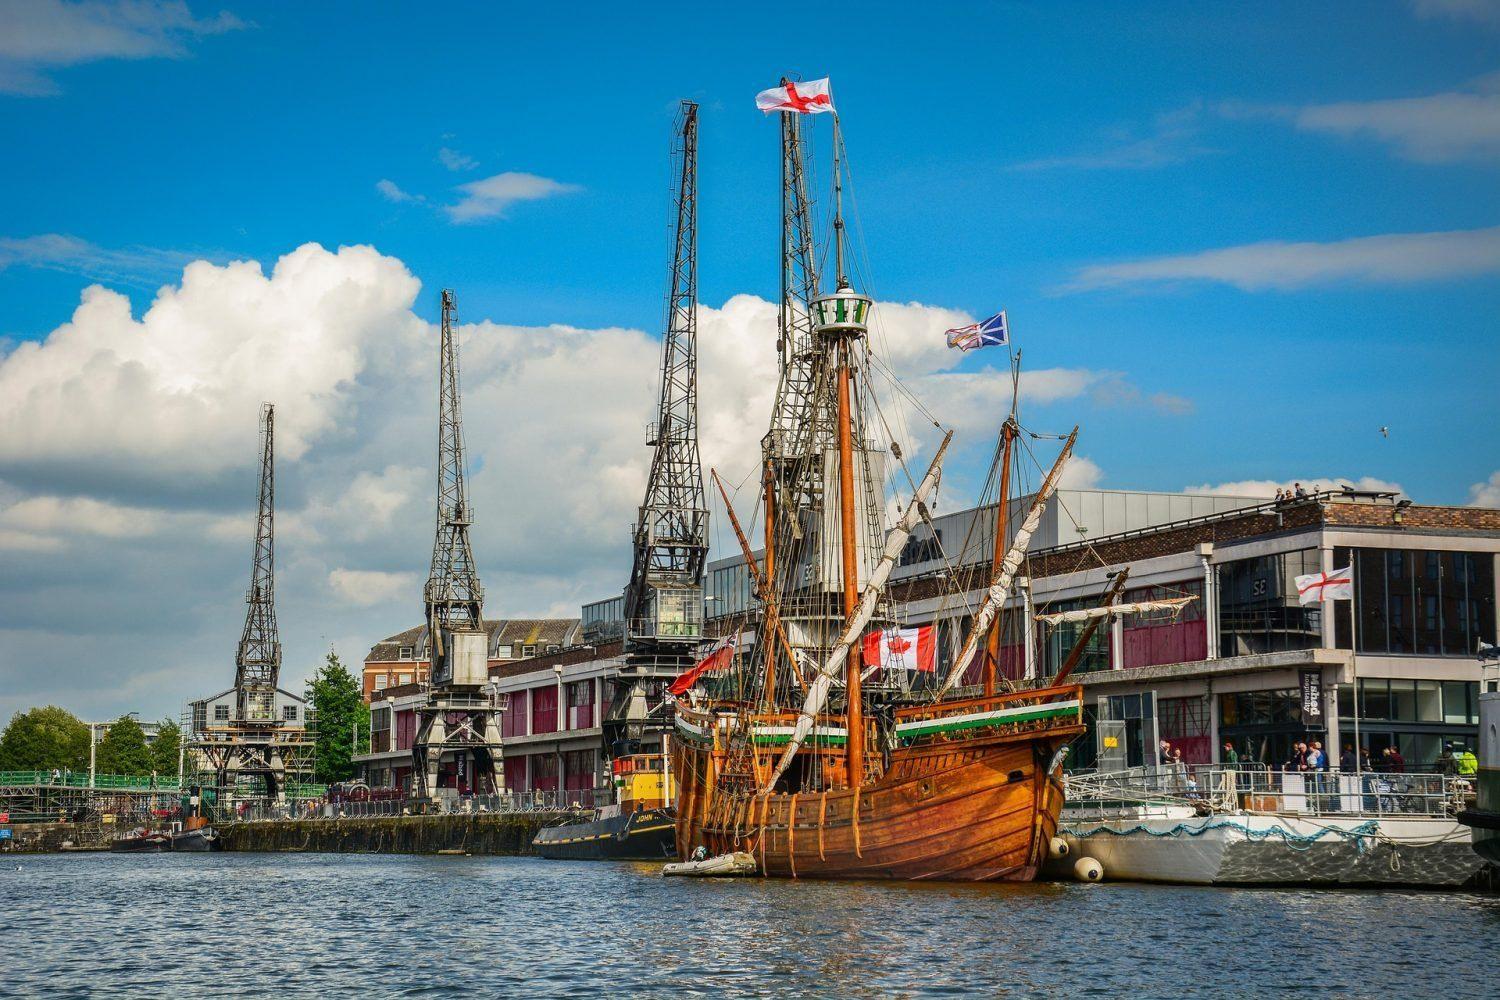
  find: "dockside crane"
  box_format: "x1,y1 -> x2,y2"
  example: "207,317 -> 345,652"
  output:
188,403 -> 312,803
410,289 -> 505,803
604,101 -> 709,758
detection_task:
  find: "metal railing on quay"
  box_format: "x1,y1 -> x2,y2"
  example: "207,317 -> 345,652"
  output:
227,787 -> 614,823
0,770 -> 186,791
1065,763 -> 1470,820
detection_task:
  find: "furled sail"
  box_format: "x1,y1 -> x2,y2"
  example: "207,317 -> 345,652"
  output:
1034,596 -> 1197,626
762,431 -> 952,793
934,428 -> 1077,698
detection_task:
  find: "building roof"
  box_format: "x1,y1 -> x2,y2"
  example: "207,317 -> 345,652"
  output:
365,618 -> 583,663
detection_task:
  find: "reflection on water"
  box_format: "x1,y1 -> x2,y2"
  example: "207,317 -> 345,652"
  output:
6,854 -> 1497,997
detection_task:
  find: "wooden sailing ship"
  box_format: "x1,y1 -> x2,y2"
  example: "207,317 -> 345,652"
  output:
668,86 -> 1087,881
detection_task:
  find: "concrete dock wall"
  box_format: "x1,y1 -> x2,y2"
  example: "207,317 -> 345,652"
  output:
219,813 -> 555,855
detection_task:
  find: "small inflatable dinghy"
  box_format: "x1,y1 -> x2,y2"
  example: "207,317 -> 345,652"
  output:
661,851 -> 757,877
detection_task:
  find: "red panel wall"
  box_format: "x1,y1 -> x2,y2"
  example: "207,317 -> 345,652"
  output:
531,685 -> 558,735
395,710 -> 417,751
504,755 -> 527,792
1122,620 -> 1207,670
530,753 -> 558,792
502,690 -> 528,738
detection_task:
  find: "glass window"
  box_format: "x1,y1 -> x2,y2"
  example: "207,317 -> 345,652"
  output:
1443,681 -> 1471,724
1390,680 -> 1416,722
1039,594 -> 1111,674
496,645 -> 513,659
374,674 -> 388,690
1361,679 -> 1390,720
522,645 -> 536,658
283,705 -> 298,722
214,704 -> 229,721
1338,547 -> 1495,657
1217,550 -> 1321,657
399,646 -> 413,660
1415,680 -> 1442,722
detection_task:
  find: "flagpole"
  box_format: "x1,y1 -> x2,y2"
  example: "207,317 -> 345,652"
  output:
1349,551 -> 1361,779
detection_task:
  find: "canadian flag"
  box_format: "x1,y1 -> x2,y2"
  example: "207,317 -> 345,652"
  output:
862,626 -> 937,673
755,78 -> 835,115
669,636 -> 736,695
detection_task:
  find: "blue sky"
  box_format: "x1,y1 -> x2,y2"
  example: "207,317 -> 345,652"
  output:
0,0 -> 1497,719
3,1 -> 1497,497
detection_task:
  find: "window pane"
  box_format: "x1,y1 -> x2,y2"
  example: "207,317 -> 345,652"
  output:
1217,550 -> 1320,657
1390,680 -> 1416,721
1442,681 -> 1469,724
1415,680 -> 1442,722
1361,679 -> 1390,720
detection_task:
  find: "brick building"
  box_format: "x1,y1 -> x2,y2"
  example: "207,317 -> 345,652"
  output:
356,488 -> 1498,796
361,618 -> 582,702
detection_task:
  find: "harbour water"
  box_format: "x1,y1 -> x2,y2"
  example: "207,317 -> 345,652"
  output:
7,854 -> 1498,997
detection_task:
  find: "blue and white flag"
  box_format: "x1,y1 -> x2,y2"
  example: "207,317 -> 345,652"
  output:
945,311 -> 1008,352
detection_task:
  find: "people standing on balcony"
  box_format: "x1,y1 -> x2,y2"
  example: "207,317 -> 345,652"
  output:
1222,741 -> 1239,767
1339,743 -> 1357,773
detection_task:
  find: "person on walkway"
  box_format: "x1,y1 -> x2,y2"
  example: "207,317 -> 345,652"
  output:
1307,741 -> 1326,770
1340,743 -> 1358,773
1222,741 -> 1239,767
1456,745 -> 1479,777
1437,743 -> 1458,776
1387,745 -> 1406,773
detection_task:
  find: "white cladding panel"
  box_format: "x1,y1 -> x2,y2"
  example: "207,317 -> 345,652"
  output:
449,630 -> 489,687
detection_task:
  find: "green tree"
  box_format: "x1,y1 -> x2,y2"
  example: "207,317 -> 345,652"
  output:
95,715 -> 153,776
151,718 -> 182,778
0,706 -> 90,772
308,650 -> 370,784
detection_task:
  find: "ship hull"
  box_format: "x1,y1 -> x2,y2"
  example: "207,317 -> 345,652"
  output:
109,833 -> 170,853
674,731 -> 1072,881
533,808 -> 677,861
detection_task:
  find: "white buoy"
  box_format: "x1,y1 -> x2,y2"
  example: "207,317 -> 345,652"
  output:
1048,836 -> 1070,860
1073,856 -> 1104,882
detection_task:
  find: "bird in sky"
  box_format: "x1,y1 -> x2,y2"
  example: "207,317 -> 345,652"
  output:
1379,426 -> 1389,438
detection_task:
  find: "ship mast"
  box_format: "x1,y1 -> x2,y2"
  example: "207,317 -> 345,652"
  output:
829,113 -> 865,789
983,358 -> 1021,696
608,100 -> 709,757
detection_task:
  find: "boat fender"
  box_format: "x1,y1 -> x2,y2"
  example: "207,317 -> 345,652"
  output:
1048,836 -> 1070,860
1073,856 -> 1104,882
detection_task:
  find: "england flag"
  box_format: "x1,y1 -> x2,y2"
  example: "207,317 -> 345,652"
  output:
1294,566 -> 1354,605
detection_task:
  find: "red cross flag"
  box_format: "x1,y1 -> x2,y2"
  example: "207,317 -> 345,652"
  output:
756,78 -> 835,114
1294,566 -> 1353,606
862,626 -> 937,673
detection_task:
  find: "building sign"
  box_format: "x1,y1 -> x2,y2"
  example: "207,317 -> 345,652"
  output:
1300,669 -> 1323,723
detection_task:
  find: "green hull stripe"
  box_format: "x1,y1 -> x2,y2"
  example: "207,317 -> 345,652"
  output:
896,701 -> 1081,740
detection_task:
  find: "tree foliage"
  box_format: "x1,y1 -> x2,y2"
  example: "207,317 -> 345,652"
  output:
308,650 -> 369,784
0,706 -> 90,772
96,715 -> 153,776
151,718 -> 182,777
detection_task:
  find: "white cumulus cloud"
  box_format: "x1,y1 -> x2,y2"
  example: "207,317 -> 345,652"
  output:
0,243 -> 1175,721
1468,470 -> 1500,507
